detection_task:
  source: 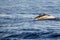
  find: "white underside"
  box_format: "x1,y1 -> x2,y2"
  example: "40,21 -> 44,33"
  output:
44,16 -> 55,19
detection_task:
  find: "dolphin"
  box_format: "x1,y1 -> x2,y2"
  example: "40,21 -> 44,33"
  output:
34,14 -> 56,20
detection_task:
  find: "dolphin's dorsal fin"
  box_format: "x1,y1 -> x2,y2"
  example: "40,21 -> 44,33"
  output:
38,14 -> 47,17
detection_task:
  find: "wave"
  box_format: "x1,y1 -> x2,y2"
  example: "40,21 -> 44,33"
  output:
1,32 -> 60,40
0,29 -> 60,40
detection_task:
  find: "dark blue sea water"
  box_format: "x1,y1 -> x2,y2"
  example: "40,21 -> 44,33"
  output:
0,0 -> 60,40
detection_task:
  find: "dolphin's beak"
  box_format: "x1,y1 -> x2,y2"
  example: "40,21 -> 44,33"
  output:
34,18 -> 39,20
34,19 -> 38,20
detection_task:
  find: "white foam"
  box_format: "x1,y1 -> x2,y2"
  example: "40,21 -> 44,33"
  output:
17,14 -> 38,18
0,14 -> 12,18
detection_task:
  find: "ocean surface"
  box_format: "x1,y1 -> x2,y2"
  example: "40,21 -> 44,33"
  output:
0,0 -> 60,40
